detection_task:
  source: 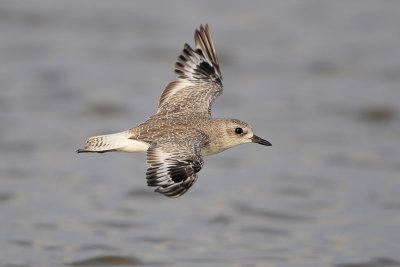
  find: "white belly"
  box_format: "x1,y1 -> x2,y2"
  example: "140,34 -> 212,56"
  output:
118,139 -> 150,152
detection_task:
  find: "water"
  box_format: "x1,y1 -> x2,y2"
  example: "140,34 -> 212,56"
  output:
1,1 -> 400,266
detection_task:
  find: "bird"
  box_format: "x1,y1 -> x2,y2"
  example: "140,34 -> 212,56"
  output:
77,24 -> 271,198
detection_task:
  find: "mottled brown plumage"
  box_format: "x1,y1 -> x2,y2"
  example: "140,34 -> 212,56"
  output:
78,24 -> 271,198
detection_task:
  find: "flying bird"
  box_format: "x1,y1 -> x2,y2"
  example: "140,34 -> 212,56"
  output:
77,24 -> 271,197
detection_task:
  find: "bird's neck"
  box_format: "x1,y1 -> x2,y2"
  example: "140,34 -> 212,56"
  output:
201,119 -> 231,156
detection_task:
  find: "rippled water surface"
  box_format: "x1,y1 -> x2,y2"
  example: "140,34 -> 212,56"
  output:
1,1 -> 400,266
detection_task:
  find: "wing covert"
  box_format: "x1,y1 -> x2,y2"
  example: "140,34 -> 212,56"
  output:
156,24 -> 223,116
145,136 -> 207,198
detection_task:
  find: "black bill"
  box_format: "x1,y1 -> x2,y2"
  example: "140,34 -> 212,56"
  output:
251,135 -> 272,146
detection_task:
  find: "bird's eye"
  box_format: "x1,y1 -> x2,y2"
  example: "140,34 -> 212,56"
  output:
235,127 -> 243,134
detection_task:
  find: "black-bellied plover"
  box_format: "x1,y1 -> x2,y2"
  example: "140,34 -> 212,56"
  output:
77,24 -> 271,197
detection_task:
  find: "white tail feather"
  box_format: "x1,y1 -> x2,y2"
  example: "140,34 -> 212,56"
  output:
78,131 -> 149,153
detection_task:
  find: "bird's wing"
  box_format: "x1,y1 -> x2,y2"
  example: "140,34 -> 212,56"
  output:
155,24 -> 223,117
145,135 -> 207,198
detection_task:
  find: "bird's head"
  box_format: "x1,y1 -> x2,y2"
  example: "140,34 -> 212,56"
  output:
205,119 -> 271,155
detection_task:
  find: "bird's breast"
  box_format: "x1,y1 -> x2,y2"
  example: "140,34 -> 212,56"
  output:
201,142 -> 227,156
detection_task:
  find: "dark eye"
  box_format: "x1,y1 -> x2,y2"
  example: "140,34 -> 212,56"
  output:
235,127 -> 243,134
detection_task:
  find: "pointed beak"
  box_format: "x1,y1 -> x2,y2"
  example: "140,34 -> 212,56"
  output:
251,135 -> 272,146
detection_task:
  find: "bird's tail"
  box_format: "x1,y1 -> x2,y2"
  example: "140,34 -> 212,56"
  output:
77,131 -> 148,153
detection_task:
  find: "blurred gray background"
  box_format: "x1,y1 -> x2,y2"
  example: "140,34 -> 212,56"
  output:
1,1 -> 400,266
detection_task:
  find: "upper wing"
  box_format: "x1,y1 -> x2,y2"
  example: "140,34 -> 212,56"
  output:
156,24 -> 223,117
145,136 -> 207,198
